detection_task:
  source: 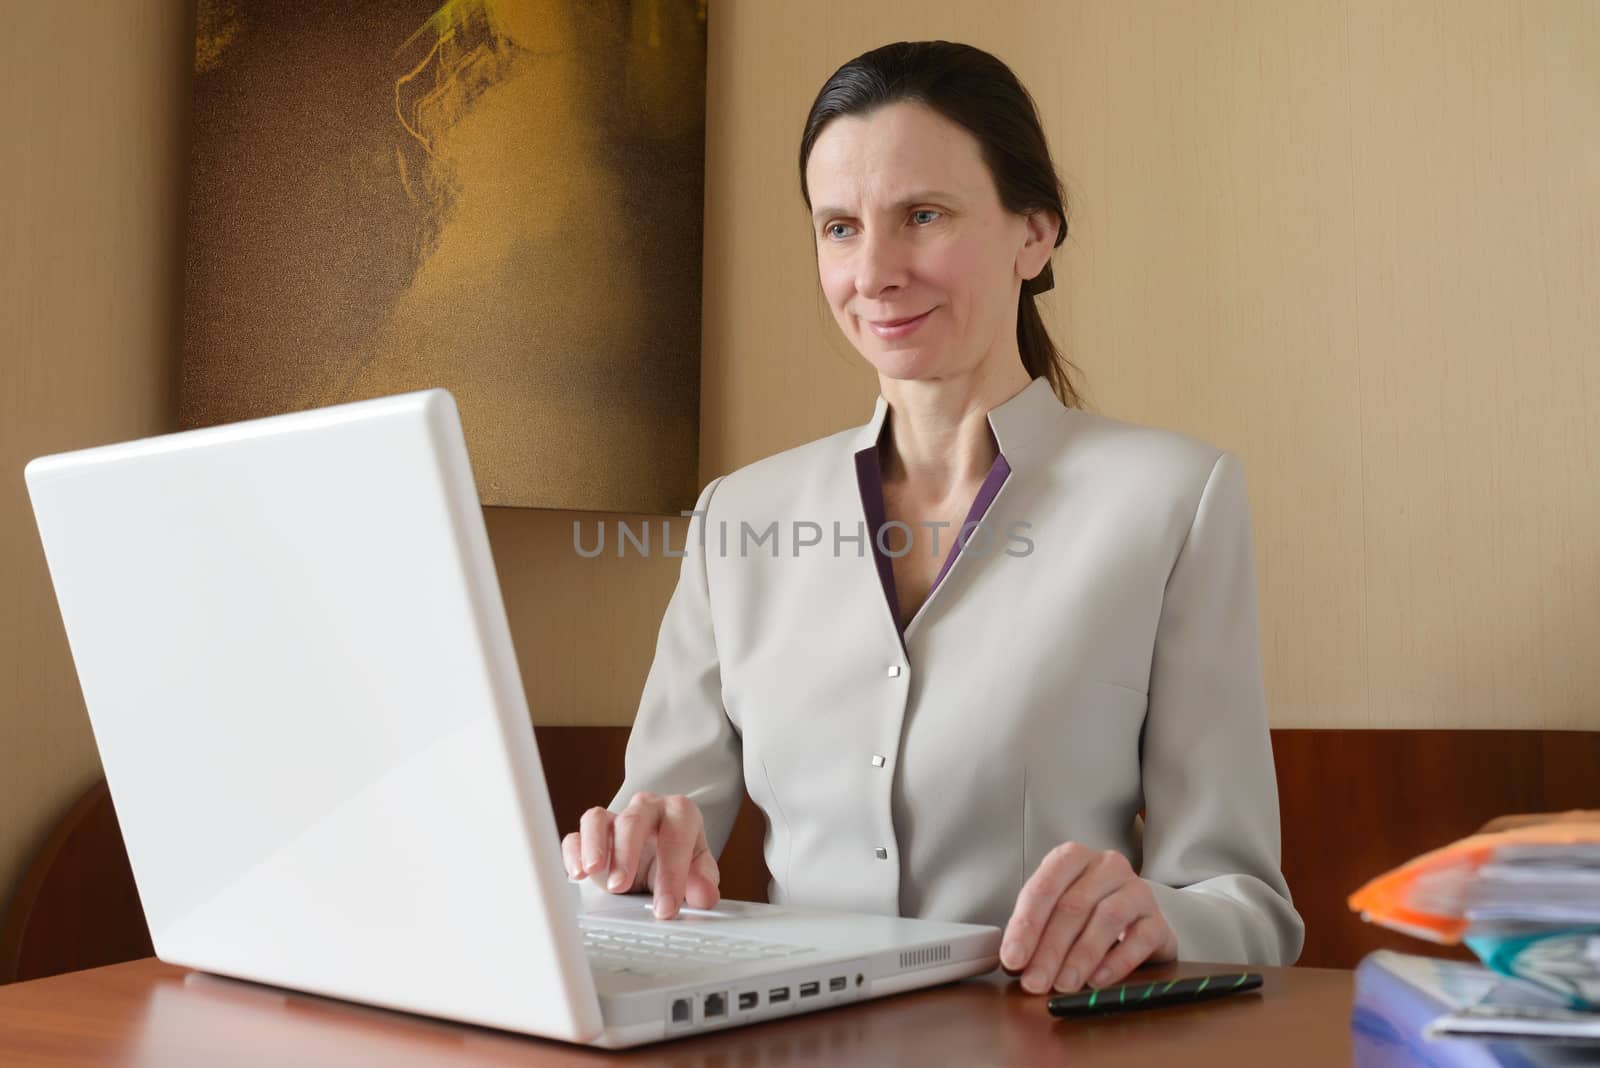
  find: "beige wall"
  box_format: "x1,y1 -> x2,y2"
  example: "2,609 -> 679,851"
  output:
0,6 -> 192,915
3,0 -> 1596,920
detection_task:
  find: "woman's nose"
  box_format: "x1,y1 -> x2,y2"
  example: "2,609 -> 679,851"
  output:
855,231 -> 911,299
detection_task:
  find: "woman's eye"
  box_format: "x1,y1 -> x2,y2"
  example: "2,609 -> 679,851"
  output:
823,211 -> 938,240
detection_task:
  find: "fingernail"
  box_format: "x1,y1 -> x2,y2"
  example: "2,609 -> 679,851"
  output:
1022,971 -> 1046,994
654,894 -> 672,919
1092,967 -> 1111,986
607,871 -> 625,892
1001,942 -> 1023,970
1060,968 -> 1081,992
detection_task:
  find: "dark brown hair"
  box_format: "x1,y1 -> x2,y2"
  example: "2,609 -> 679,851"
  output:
798,40 -> 1082,408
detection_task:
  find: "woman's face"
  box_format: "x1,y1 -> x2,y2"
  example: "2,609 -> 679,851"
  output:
805,101 -> 1056,384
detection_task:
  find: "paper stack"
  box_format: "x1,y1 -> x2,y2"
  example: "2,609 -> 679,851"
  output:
1353,951 -> 1598,1068
1347,814 -> 1600,1050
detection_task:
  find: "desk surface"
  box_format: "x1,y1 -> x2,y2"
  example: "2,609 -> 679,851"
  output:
0,957 -> 1353,1066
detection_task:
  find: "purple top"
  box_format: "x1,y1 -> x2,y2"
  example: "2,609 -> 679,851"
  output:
854,423 -> 1012,645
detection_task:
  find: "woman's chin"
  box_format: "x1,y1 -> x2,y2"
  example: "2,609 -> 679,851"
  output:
860,347 -> 945,380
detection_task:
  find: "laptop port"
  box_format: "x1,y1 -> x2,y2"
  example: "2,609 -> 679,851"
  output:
799,981 -> 820,998
768,986 -> 790,1003
670,997 -> 691,1024
704,992 -> 727,1018
829,976 -> 847,992
737,991 -> 758,1011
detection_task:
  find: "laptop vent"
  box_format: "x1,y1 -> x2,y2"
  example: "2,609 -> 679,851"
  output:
899,944 -> 952,969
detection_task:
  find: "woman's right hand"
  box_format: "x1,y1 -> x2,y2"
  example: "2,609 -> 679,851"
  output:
561,792 -> 721,920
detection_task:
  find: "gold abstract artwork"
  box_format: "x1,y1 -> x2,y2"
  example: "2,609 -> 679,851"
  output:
181,0 -> 707,511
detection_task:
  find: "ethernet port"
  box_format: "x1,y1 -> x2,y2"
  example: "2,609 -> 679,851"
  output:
704,991 -> 728,1019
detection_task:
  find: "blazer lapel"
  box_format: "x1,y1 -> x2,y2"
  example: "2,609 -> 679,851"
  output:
849,394 -> 907,655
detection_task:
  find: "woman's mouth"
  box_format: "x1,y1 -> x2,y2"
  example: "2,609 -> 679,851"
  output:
867,308 -> 934,339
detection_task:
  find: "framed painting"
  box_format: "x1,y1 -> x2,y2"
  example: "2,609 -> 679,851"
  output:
182,0 -> 707,511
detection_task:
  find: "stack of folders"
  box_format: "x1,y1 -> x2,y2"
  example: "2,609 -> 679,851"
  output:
1348,815 -> 1600,1060
1353,952 -> 1597,1068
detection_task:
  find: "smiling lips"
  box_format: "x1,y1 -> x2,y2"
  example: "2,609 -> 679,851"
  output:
870,311 -> 930,328
866,308 -> 935,338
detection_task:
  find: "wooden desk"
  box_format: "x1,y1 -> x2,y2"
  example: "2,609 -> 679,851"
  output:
0,957 -> 1353,1066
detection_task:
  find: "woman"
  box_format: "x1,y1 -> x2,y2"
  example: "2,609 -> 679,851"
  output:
563,40 -> 1304,996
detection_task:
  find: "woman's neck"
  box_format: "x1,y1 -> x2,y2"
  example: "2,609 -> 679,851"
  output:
878,358 -> 1032,498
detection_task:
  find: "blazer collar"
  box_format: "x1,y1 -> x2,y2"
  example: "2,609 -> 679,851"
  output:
850,375 -> 1061,467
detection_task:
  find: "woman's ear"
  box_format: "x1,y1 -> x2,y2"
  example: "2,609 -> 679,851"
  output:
1017,207 -> 1060,287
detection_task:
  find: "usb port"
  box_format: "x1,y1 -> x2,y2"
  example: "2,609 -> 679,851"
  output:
799,981 -> 820,998
829,976 -> 847,992
738,991 -> 758,1011
768,987 -> 790,1003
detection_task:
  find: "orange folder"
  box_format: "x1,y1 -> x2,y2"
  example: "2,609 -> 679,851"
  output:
1347,818 -> 1600,944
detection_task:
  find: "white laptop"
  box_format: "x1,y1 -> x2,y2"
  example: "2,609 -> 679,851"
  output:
23,389 -> 1001,1048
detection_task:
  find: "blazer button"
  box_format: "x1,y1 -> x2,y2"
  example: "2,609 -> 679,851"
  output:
874,847 -> 889,859
886,665 -> 901,678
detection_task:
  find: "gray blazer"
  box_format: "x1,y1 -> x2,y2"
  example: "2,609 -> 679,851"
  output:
599,376 -> 1305,965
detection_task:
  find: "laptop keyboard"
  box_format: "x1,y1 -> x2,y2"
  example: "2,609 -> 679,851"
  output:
579,920 -> 813,978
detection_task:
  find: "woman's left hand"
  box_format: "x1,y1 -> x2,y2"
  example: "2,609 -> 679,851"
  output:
1000,842 -> 1178,995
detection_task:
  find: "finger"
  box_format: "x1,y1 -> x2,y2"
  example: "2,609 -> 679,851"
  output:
577,807 -> 614,879
684,836 -> 721,910
561,832 -> 583,880
609,794 -> 663,893
1001,843 -> 1096,974
1083,915 -> 1172,990
1019,852 -> 1135,994
1056,882 -> 1152,993
648,796 -> 703,919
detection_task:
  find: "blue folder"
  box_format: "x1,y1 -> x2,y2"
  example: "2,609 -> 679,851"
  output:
1352,952 -> 1593,1068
